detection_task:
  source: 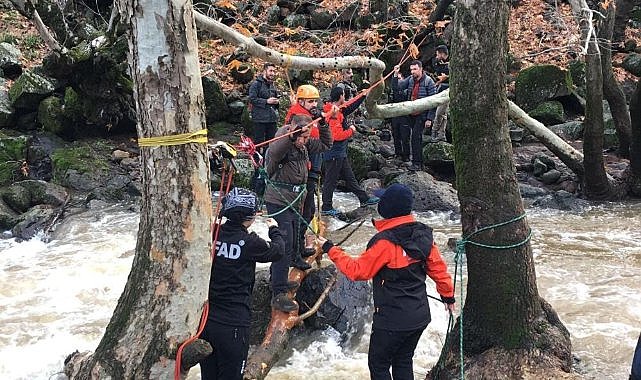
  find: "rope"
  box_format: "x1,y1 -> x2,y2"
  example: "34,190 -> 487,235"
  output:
138,129 -> 208,147
435,213 -> 532,380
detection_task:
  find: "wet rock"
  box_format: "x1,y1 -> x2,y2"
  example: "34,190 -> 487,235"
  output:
533,158 -> 549,177
297,266 -> 372,339
0,42 -> 22,80
8,70 -> 56,110
283,14 -> 309,28
2,180 -> 67,213
1,183 -> 31,212
112,150 -> 130,160
379,166 -> 404,185
348,143 -> 378,181
519,183 -> 550,199
25,133 -> 65,182
0,197 -> 19,230
532,190 -> 590,211
12,204 -> 56,240
378,144 -> 395,158
361,178 -> 382,195
392,171 -> 459,212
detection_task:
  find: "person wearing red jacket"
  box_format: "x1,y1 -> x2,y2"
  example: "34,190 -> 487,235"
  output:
315,183 -> 455,380
321,86 -> 379,217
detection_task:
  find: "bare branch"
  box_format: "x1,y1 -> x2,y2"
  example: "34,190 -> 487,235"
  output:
32,9 -> 65,53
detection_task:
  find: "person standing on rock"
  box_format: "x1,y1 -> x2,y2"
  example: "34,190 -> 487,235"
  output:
392,60 -> 437,171
321,85 -> 379,217
248,63 -> 280,152
201,187 -> 284,380
315,183 -> 456,380
264,113 -> 333,312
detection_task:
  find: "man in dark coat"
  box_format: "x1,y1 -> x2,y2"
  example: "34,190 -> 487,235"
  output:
248,63 -> 280,152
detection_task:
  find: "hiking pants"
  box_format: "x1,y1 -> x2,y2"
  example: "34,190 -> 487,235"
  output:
433,103 -> 449,140
409,115 -> 426,165
253,122 -> 277,154
200,320 -> 249,380
266,202 -> 298,295
321,157 -> 368,211
368,327 -> 425,380
298,178 -> 317,255
391,116 -> 410,160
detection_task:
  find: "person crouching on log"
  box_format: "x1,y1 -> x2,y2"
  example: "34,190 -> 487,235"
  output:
202,187 -> 285,380
264,113 -> 334,312
315,183 -> 456,380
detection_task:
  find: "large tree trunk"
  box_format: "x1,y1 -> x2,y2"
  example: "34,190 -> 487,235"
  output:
64,0 -> 212,379
599,2 -> 632,158
431,0 -> 572,378
570,0 -> 614,200
629,79 -> 641,196
613,0 -> 636,44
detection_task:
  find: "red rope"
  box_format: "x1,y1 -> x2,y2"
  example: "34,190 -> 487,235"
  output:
174,162 -> 234,379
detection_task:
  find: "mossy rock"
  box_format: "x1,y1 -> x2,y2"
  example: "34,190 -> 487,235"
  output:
348,143 -> 377,181
1,183 -> 31,213
514,65 -> 573,111
1,83 -> 15,127
202,76 -> 230,124
548,121 -> 584,140
310,7 -> 333,29
50,142 -> 110,184
232,158 -> 254,189
567,60 -> 586,97
0,134 -> 27,186
283,14 -> 309,29
528,100 -> 565,125
603,129 -> 619,150
0,197 -> 19,230
8,70 -> 55,110
423,141 -> 455,175
37,96 -> 66,136
240,106 -> 253,135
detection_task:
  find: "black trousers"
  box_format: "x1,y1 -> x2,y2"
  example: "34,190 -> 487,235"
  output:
391,116 -> 410,160
321,157 -> 369,211
252,122 -> 277,154
368,327 -> 425,380
200,320 -> 249,380
266,202 -> 298,294
408,115 -> 426,165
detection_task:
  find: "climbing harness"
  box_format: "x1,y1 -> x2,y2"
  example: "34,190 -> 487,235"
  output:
435,213 -> 532,380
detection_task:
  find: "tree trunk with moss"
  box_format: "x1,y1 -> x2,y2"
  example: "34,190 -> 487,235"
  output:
430,0 -> 572,378
63,0 -> 212,379
599,3 -> 632,158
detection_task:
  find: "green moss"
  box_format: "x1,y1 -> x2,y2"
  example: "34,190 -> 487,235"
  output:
7,71 -> 55,108
63,87 -> 84,121
0,134 -> 27,186
514,65 -> 572,111
37,96 -> 65,135
67,41 -> 92,63
528,100 -> 565,125
50,144 -> 110,182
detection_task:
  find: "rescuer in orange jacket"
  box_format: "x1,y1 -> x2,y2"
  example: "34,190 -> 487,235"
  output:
315,183 -> 455,380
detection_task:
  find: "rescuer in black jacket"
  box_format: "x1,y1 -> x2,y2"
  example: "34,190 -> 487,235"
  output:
200,187 -> 285,380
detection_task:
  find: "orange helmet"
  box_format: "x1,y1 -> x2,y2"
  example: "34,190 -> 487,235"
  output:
296,84 -> 320,100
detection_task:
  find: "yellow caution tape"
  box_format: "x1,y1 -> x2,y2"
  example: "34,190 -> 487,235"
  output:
138,129 -> 208,147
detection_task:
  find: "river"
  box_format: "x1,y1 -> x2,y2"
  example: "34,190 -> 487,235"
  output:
0,195 -> 639,380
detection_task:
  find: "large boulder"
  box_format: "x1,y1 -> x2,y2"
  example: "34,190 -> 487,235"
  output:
310,7 -> 333,29
0,133 -> 27,186
0,42 -> 22,79
12,179 -> 68,207
8,70 -> 56,110
1,183 -> 31,213
11,204 -> 56,240
514,65 -> 573,111
532,190 -> 590,211
548,121 -> 584,140
0,197 -> 18,230
202,76 -> 230,124
423,141 -> 454,175
390,171 -> 459,212
348,143 -> 378,181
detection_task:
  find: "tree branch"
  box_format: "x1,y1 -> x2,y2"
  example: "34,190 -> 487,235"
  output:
296,273 -> 338,322
32,8 -> 64,53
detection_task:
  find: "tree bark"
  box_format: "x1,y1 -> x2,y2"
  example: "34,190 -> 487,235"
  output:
64,0 -> 212,379
431,0 -> 571,377
598,2 -> 632,158
428,0 -> 454,23
569,0 -> 614,200
629,79 -> 641,196
613,0 -> 635,44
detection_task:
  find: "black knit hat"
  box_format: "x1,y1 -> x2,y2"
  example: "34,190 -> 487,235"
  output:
373,184 -> 413,219
222,187 -> 258,221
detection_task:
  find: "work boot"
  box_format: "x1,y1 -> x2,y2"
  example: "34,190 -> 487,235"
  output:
291,255 -> 312,270
360,196 -> 380,207
271,293 -> 298,312
180,338 -> 213,372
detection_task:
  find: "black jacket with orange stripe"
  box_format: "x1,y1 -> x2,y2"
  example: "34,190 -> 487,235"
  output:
324,214 -> 455,331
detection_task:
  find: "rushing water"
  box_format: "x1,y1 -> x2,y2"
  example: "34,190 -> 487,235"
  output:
1,195 -> 640,380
